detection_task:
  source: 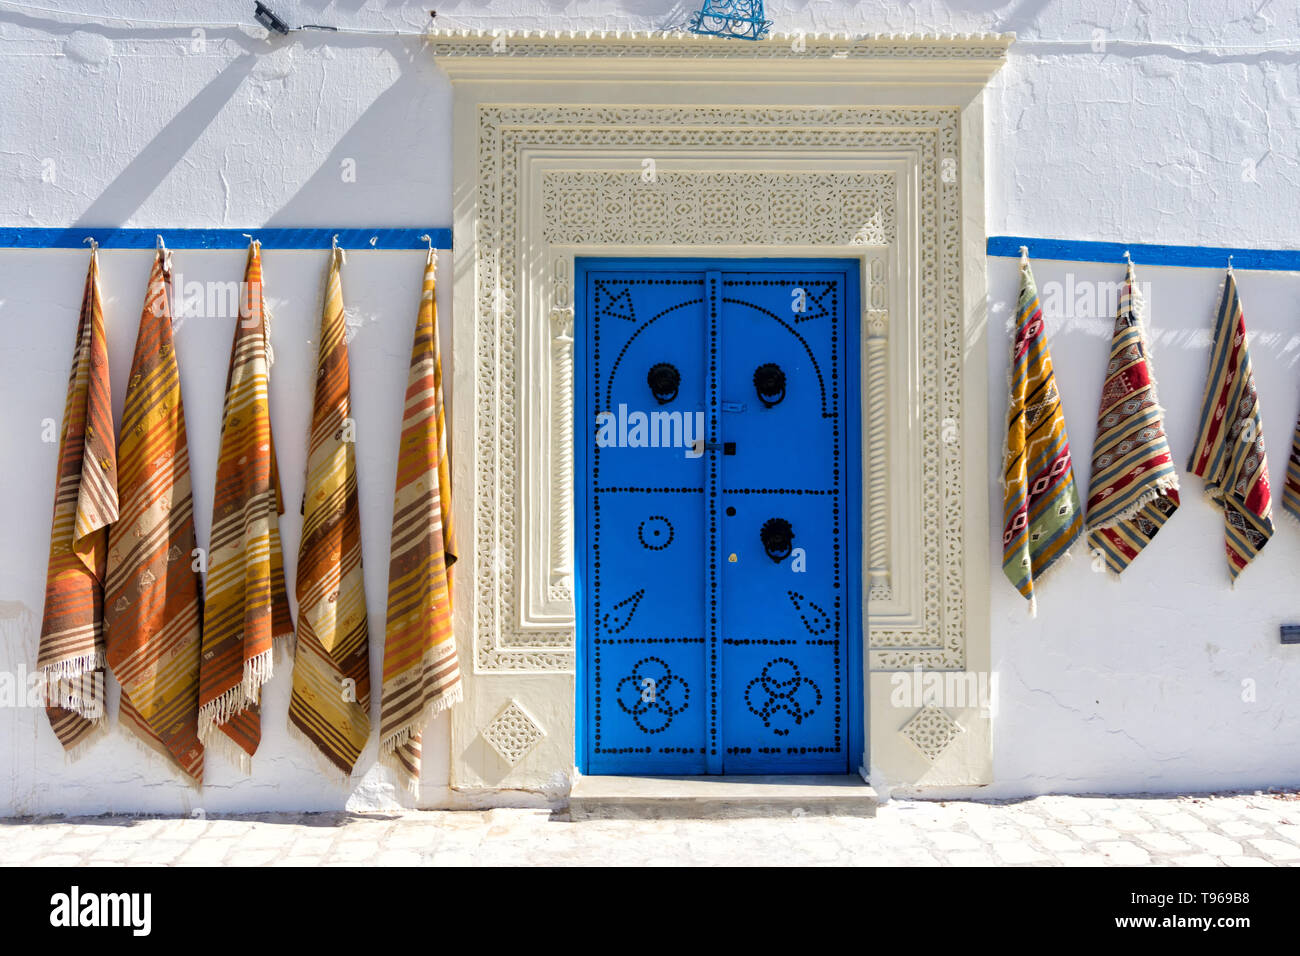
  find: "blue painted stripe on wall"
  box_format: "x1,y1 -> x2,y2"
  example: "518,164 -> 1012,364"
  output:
988,235 -> 1300,271
0,227 -> 453,250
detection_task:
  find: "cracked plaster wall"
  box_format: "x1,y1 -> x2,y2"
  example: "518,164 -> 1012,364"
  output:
0,1 -> 1298,813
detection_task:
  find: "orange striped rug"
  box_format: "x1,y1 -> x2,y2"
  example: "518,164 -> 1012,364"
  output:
379,247 -> 461,793
104,244 -> 205,785
288,245 -> 372,777
38,243 -> 118,756
198,241 -> 294,770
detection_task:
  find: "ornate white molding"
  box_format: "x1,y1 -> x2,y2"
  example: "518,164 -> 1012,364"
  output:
430,30 -> 1013,85
441,44 -> 999,790
465,105 -> 964,676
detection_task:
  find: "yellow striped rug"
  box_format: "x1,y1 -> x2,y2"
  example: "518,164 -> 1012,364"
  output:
104,244 -> 205,785
198,241 -> 294,770
288,245 -> 372,777
379,247 -> 461,793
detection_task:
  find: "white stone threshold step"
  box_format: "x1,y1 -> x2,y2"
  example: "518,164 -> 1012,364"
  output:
569,774 -> 878,820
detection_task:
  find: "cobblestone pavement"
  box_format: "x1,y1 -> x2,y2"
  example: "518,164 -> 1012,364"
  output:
2,791 -> 1298,866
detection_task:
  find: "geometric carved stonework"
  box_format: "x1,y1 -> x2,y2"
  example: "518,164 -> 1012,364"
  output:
900,705 -> 964,762
469,103 -> 968,674
480,700 -> 547,767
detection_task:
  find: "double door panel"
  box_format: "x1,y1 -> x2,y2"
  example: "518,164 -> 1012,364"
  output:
578,258 -> 858,775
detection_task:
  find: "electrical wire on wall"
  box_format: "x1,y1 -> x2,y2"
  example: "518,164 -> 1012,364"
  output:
2,0 -> 1300,53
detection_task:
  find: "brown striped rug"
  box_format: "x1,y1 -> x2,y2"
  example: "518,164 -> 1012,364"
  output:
38,243 -> 118,756
104,245 -> 205,785
380,247 -> 461,793
288,245 -> 372,777
198,241 -> 294,770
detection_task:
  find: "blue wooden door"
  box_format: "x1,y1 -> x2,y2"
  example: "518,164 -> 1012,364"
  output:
577,258 -> 860,775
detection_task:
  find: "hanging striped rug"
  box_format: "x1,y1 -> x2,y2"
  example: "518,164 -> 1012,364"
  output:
1002,253 -> 1083,614
288,246 -> 372,777
380,248 -> 461,793
1085,261 -> 1180,574
1187,268 -> 1273,580
104,246 -> 205,785
38,245 -> 118,755
198,241 -> 294,770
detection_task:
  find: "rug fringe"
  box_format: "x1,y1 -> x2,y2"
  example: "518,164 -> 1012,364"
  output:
285,717 -> 355,788
118,715 -> 204,791
60,718 -> 109,764
378,684 -> 463,797
199,725 -> 253,775
1087,478 -> 1180,531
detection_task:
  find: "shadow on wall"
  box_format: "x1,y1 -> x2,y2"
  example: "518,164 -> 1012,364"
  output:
265,34 -> 449,229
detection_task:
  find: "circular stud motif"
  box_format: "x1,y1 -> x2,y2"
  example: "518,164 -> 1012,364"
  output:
637,515 -> 675,551
647,362 -> 681,405
617,657 -> 690,734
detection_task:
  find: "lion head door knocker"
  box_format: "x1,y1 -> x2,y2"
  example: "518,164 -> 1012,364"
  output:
760,517 -> 794,563
753,362 -> 786,408
647,362 -> 681,405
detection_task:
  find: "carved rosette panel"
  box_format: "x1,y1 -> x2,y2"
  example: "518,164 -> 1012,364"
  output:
471,105 -> 966,673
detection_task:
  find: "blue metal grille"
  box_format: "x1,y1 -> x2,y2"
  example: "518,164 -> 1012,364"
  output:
687,0 -> 771,41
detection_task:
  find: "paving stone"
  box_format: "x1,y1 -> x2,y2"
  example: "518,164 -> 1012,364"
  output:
1030,828 -> 1082,853
1221,856 -> 1274,867
1246,838 -> 1300,861
1095,841 -> 1151,865
1218,820 -> 1263,838
1070,824 -> 1121,843
1157,811 -> 1210,833
993,842 -> 1047,864
1187,831 -> 1244,856
926,830 -> 983,851
1272,823 -> 1300,846
0,791 -> 1295,866
1135,831 -> 1194,854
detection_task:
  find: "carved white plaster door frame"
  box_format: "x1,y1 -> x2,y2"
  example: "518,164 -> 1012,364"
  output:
433,31 -> 1010,796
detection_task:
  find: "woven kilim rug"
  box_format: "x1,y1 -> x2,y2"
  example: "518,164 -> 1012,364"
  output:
104,245 -> 205,784
288,245 -> 372,777
379,247 -> 461,793
38,244 -> 118,756
1002,252 -> 1083,614
198,241 -> 294,770
1187,268 -> 1273,581
1085,260 -> 1180,575
1284,418 -> 1300,524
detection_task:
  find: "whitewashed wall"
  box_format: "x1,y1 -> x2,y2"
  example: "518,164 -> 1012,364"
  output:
1,0 -> 1299,814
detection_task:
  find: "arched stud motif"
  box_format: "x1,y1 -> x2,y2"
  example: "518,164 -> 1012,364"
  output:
752,362 -> 787,408
647,362 -> 681,405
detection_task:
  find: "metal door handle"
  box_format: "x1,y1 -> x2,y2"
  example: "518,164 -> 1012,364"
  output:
760,517 -> 794,562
